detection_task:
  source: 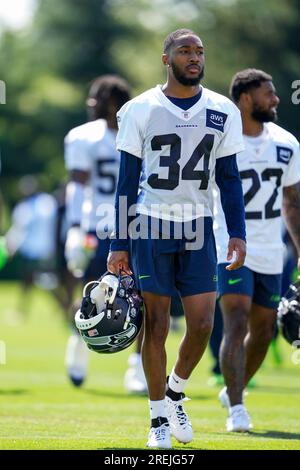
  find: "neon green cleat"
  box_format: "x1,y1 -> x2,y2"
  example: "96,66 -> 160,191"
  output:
270,338 -> 283,366
0,236 -> 8,270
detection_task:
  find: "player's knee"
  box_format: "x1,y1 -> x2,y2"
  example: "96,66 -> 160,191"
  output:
193,317 -> 214,337
223,297 -> 249,317
223,315 -> 248,344
222,301 -> 248,333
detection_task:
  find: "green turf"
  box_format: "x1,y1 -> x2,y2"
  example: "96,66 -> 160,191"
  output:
0,281 -> 299,450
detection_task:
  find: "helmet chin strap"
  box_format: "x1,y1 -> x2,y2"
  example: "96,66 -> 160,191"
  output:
290,283 -> 300,299
123,304 -> 132,331
83,274 -> 119,320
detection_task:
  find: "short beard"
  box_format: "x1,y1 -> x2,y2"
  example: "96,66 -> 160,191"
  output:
171,61 -> 204,86
251,104 -> 277,123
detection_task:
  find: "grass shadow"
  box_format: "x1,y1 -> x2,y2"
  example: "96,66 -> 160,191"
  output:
83,389 -> 212,401
82,388 -> 147,399
212,429 -> 300,441
0,389 -> 28,395
250,430 -> 300,440
190,394 -> 216,401
251,385 -> 300,395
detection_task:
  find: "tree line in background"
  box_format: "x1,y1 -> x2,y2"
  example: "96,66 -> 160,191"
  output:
0,0 -> 299,219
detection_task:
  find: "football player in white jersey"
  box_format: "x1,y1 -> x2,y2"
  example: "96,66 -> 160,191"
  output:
214,69 -> 300,432
64,75 -> 134,386
108,29 -> 246,448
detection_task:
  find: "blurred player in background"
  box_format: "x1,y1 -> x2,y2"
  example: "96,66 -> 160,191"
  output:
0,156 -> 8,271
207,300 -> 224,386
214,69 -> 300,432
5,175 -> 57,316
51,184 -> 78,317
63,75 -> 147,390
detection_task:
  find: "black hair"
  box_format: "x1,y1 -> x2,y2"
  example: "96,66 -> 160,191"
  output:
86,75 -> 131,120
163,28 -> 198,54
230,68 -> 273,103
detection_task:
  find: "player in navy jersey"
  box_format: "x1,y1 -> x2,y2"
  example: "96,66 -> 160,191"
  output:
108,29 -> 246,448
214,69 -> 300,432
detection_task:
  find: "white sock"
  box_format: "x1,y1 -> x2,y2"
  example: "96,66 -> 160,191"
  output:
128,352 -> 142,366
230,404 -> 245,414
149,399 -> 167,420
168,367 -> 188,394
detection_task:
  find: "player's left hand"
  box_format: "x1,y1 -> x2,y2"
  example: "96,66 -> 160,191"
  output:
226,237 -> 246,271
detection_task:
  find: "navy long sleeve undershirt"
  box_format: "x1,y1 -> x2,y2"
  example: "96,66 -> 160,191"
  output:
110,151 -> 142,251
110,151 -> 246,252
215,154 -> 246,241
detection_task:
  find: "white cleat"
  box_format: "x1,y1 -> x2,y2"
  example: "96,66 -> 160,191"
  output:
166,395 -> 193,444
227,404 -> 253,432
146,420 -> 172,449
124,353 -> 148,395
65,333 -> 89,387
218,386 -> 231,410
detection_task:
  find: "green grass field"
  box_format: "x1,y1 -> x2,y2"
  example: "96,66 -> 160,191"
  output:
0,281 -> 299,450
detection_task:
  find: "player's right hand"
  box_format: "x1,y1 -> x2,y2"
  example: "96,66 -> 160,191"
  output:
107,250 -> 132,275
226,237 -> 246,271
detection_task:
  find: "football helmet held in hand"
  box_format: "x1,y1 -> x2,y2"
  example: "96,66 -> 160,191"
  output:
75,272 -> 143,353
277,282 -> 300,345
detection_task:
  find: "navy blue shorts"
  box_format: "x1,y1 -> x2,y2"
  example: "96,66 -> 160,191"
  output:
84,234 -> 111,282
131,217 -> 217,297
217,263 -> 282,309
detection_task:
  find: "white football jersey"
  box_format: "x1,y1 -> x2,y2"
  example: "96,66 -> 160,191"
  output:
64,119 -> 119,233
11,193 -> 57,260
214,122 -> 300,274
116,85 -> 244,222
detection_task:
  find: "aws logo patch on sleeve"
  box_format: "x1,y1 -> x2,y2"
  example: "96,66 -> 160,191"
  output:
276,146 -> 293,164
206,109 -> 228,132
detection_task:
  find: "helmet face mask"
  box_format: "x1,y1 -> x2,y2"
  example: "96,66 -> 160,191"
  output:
75,273 -> 143,353
277,282 -> 300,345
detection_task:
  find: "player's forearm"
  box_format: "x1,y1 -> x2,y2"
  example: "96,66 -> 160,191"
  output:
65,170 -> 90,227
110,151 -> 142,252
215,154 -> 246,241
65,181 -> 85,227
283,184 -> 300,255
